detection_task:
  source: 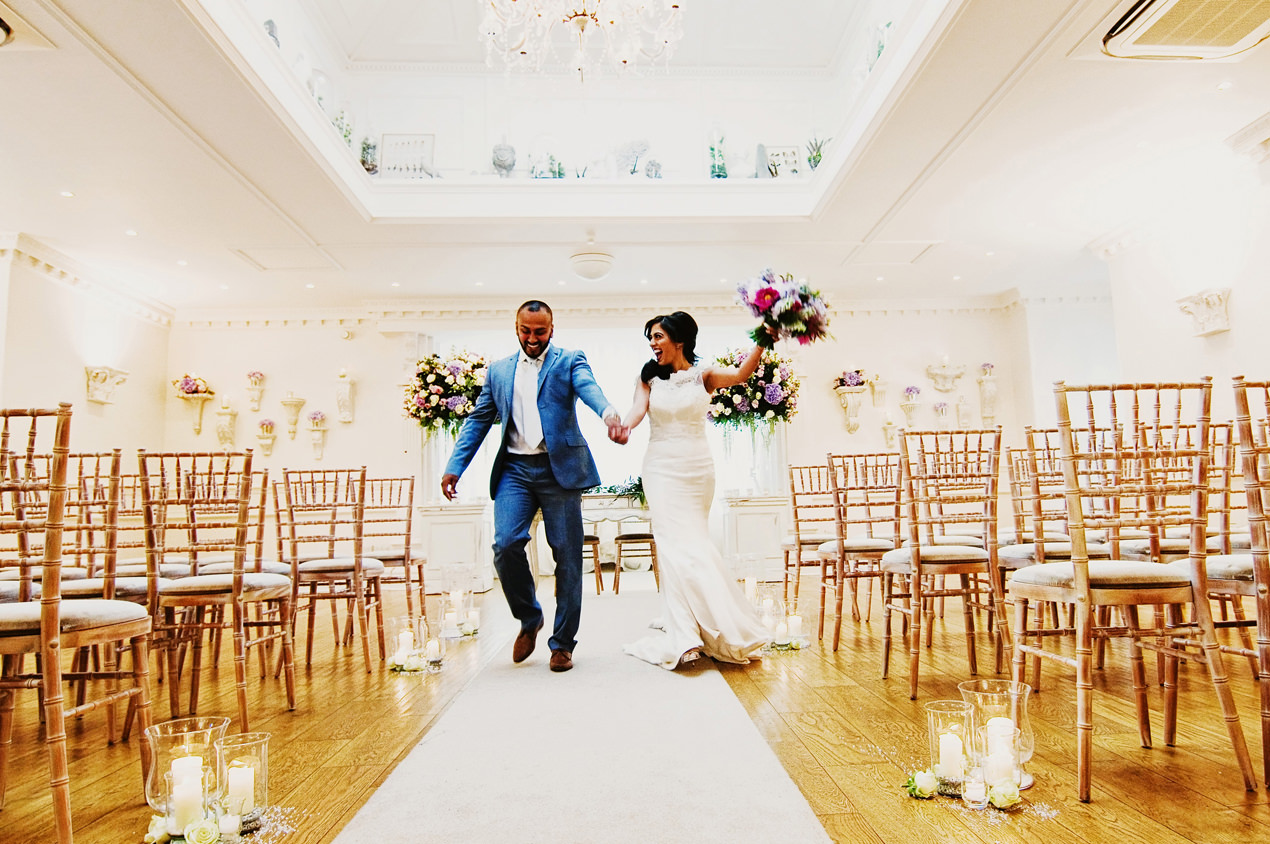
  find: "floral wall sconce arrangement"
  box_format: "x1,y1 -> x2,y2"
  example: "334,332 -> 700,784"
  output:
172,373 -> 213,435
335,369 -> 355,423
308,411 -> 327,460
832,369 -> 867,434
280,393 -> 306,439
933,401 -> 950,428
900,386 -> 921,427
978,363 -> 998,427
257,419 -> 276,456
246,371 -> 265,411
215,397 -> 237,449
926,356 -> 965,393
85,366 -> 129,405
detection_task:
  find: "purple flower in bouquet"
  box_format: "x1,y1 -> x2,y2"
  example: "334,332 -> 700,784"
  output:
981,362 -> 994,375
904,385 -> 921,399
404,349 -> 488,437
736,269 -> 831,348
835,370 -> 866,388
172,373 -> 210,395
763,383 -> 786,404
709,347 -> 800,431
444,395 -> 468,411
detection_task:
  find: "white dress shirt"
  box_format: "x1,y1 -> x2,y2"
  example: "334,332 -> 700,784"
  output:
509,349 -> 546,454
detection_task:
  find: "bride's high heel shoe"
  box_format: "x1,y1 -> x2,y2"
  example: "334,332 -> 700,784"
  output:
676,647 -> 704,669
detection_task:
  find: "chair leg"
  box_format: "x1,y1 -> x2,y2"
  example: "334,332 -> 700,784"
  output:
960,574 -> 978,676
881,573 -> 894,679
908,573 -> 924,699
1190,592 -> 1257,791
650,543 -> 660,591
832,560 -> 847,653
232,603 -> 250,731
1123,606 -> 1153,749
0,655 -> 16,809
613,545 -> 623,595
1075,600 -> 1094,803
278,597 -> 297,710
782,549 -> 791,604
130,633 -> 155,789
354,584 -> 373,673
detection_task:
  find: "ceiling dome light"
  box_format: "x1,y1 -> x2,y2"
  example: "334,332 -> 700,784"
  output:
570,239 -> 614,280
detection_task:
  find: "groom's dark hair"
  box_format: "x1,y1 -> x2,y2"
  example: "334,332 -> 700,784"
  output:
517,300 -> 553,318
640,311 -> 699,384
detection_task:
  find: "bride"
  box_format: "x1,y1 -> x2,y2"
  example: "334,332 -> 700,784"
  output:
618,311 -> 771,670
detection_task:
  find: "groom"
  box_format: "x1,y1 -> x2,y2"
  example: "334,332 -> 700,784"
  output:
441,300 -> 626,672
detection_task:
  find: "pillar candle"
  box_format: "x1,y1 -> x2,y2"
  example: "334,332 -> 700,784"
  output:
937,733 -> 964,780
985,717 -> 1014,755
169,780 -> 203,831
226,764 -> 255,813
466,609 -> 480,629
170,755 -> 203,785
983,750 -> 1013,785
787,615 -> 803,638
392,630 -> 414,664
219,813 -> 241,835
425,639 -> 441,661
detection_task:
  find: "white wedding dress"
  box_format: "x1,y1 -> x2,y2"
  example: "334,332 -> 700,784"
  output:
623,367 -> 768,670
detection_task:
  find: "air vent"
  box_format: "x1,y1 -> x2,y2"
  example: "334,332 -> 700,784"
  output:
1103,0 -> 1270,59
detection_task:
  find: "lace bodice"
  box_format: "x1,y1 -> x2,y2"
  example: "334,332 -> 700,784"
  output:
647,367 -> 710,445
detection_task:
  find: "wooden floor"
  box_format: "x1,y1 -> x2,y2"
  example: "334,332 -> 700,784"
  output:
5,573 -> 1269,843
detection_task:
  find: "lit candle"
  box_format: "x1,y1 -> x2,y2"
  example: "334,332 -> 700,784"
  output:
219,813 -> 241,835
963,779 -> 987,804
443,610 -> 459,635
985,717 -> 1014,755
983,750 -> 1013,786
169,779 -> 203,831
787,615 -> 803,638
774,621 -> 790,646
744,577 -> 757,603
424,639 -> 441,661
761,597 -> 774,613
392,630 -> 414,664
937,733 -> 964,780
170,755 -> 203,785
226,764 -> 255,813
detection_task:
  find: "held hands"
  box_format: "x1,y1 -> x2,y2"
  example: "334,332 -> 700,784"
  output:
607,420 -> 630,445
440,473 -> 459,501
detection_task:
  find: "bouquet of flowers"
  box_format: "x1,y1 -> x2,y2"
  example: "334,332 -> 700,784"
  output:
736,269 -> 830,348
308,410 -> 326,427
404,350 -> 488,437
708,348 -> 800,430
834,369 -> 866,389
172,373 -> 211,395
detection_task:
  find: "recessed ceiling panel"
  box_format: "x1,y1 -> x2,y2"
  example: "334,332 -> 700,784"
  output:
846,241 -> 939,265
234,246 -> 342,271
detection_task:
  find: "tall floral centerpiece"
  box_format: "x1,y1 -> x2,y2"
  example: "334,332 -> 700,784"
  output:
833,369 -> 868,434
709,348 -> 800,494
735,269 -> 831,348
403,351 -> 488,439
172,373 -> 213,435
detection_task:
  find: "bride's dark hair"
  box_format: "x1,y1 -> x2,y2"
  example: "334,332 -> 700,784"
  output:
640,311 -> 699,384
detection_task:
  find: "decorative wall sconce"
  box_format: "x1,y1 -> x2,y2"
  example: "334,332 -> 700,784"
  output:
308,411 -> 327,460
870,378 -> 888,408
280,393 -> 306,439
257,420 -> 276,456
926,356 -> 965,393
834,385 -> 867,434
246,371 -> 266,411
881,416 -> 898,449
1176,288 -> 1232,337
933,401 -> 950,429
215,397 -> 237,449
335,369 -> 354,423
85,366 -> 129,404
955,395 -> 971,428
977,364 -> 998,427
176,392 -> 214,435
899,386 -> 921,428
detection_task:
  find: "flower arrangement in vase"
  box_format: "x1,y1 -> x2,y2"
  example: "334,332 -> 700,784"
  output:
900,385 -> 921,427
256,419 -> 276,456
404,350 -> 487,439
308,411 -> 326,460
707,347 -> 799,431
933,401 -> 950,428
246,370 -> 265,411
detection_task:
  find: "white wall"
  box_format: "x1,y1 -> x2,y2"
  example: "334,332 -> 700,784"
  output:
1,251 -> 169,453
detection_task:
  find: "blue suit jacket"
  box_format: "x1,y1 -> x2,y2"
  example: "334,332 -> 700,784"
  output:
444,346 -> 613,496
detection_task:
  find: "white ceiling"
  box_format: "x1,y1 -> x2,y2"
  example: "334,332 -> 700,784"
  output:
1,0 -> 1268,316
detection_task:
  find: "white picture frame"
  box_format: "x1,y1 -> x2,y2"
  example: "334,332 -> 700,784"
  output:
380,134 -> 436,178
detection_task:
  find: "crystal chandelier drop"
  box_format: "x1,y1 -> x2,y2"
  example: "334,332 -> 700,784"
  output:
479,1 -> 684,81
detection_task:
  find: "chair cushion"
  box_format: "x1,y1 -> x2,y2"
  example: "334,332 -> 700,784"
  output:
997,532 -> 1070,547
1119,537 -> 1193,559
60,577 -> 170,601
902,535 -> 987,549
116,563 -> 196,579
1008,560 -> 1191,590
160,573 -> 292,596
1084,528 -> 1150,543
881,545 -> 989,573
780,532 -> 837,550
1169,554 -> 1254,582
296,557 -> 386,576
0,599 -> 149,634
0,567 -> 89,582
816,537 -> 896,556
998,542 -> 1113,566
199,560 -> 293,576
1204,534 -> 1251,552
366,544 -> 426,561
615,534 -> 656,542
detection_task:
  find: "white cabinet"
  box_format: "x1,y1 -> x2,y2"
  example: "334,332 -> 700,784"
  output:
414,502 -> 494,593
719,495 -> 790,581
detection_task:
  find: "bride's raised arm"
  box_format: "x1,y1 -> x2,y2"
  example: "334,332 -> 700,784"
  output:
702,335 -> 766,393
620,376 -> 652,432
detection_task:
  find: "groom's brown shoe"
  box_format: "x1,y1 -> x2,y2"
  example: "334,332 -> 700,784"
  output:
549,649 -> 573,672
512,620 -> 543,663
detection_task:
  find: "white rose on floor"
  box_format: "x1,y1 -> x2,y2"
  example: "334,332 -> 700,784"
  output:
144,815 -> 170,844
988,780 -> 1021,809
904,769 -> 937,798
184,818 -> 221,844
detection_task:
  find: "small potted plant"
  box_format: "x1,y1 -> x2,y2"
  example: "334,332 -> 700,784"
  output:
360,137 -> 378,174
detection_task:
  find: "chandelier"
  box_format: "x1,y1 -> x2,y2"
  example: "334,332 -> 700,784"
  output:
479,1 -> 684,81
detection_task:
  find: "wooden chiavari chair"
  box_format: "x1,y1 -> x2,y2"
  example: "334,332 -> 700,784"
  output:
880,428 -> 1008,699
0,406 -> 154,844
780,465 -> 838,606
362,477 -> 425,618
139,452 -> 295,730
278,467 -> 384,672
819,452 -> 900,649
1007,379 -> 1256,802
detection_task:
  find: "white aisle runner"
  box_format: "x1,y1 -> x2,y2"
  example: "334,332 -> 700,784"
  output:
334,584 -> 831,844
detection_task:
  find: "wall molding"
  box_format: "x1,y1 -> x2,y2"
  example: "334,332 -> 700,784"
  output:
0,233 -> 174,327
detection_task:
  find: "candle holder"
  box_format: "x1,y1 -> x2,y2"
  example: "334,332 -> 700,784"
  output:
388,616 -> 428,671
925,700 -> 974,796
162,770 -> 209,835
215,732 -> 269,833
423,634 -> 445,673
976,724 -> 1021,790
441,590 -> 469,639
958,679 -> 1034,789
143,717 -> 230,818
961,766 -> 990,810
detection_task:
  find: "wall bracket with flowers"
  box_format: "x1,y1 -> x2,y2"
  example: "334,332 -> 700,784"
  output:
215,398 -> 237,449
308,411 -> 327,460
246,371 -> 266,411
85,365 -> 129,405
832,369 -> 867,434
900,386 -> 921,427
335,369 -> 355,423
172,373 -> 213,435
405,351 -> 487,440
256,419 -> 277,456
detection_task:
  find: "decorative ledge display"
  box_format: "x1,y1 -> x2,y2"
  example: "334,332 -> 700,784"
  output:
85,365 -> 128,404
900,386 -> 921,428
280,393 -> 306,439
926,357 -> 965,393
308,411 -> 326,460
335,369 -> 354,423
215,398 -> 237,449
173,374 -> 214,436
1176,287 -> 1232,336
833,370 -> 867,434
246,371 -> 265,411
256,419 -> 276,457
978,363 -> 998,427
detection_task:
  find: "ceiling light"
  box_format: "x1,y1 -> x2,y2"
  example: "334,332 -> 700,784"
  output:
474,282 -> 484,287
480,1 -> 684,81
176,260 -> 188,266
391,282 -> 400,287
952,275 -> 962,281
985,251 -> 995,257
219,284 -> 229,290
59,190 -> 74,198
875,276 -> 884,282
1216,81 -> 1233,92
125,229 -> 138,237
305,283 -> 315,289
557,280 -> 567,286
639,278 -> 648,285
570,238 -> 614,280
